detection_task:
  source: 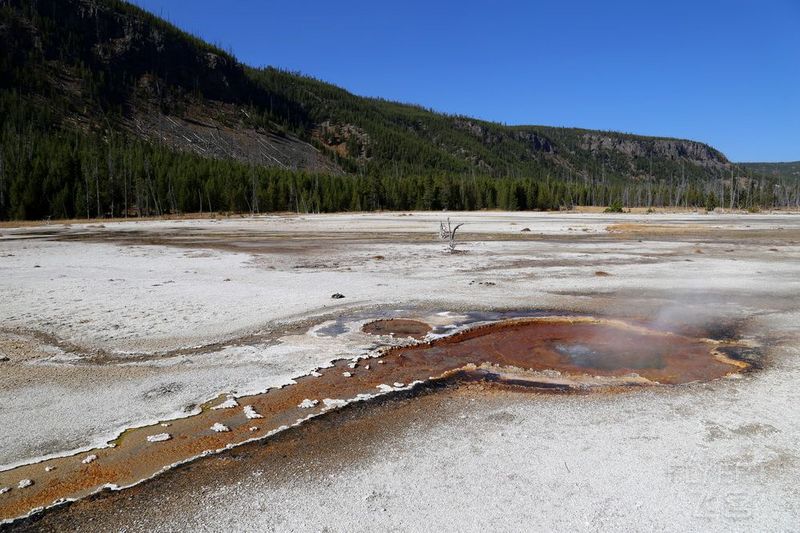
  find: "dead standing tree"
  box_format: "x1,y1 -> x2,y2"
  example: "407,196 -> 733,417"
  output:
439,217 -> 464,253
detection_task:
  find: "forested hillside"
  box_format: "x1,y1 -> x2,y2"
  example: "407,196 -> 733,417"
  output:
741,162 -> 800,181
1,0 -> 797,220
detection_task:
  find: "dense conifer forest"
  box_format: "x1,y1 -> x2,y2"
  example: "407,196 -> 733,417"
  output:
1,0 -> 797,220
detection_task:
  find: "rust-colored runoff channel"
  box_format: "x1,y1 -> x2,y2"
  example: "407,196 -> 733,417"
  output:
0,316 -> 750,524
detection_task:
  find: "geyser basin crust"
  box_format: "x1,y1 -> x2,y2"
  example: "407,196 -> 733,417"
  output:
0,316 -> 749,523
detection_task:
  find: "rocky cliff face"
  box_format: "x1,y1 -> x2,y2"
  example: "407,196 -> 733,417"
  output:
580,133 -> 728,166
454,119 -> 555,154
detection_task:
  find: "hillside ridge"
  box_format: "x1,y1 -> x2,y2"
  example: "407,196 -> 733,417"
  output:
0,0 -> 796,219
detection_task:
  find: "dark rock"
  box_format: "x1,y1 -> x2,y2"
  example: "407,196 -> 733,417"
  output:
520,227 -> 531,232
331,293 -> 345,299
0,356 -> 9,362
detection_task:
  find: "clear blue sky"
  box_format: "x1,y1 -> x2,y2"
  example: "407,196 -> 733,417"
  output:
130,0 -> 799,162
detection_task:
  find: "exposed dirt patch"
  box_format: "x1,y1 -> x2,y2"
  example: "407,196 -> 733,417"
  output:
606,223 -> 800,242
362,319 -> 432,339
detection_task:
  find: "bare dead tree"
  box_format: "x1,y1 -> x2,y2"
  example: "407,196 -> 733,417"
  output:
0,146 -> 4,214
439,217 -> 464,253
83,161 -> 91,219
251,165 -> 259,215
94,160 -> 100,218
107,151 -> 114,218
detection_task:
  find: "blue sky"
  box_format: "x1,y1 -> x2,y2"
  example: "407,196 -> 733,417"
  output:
130,0 -> 799,162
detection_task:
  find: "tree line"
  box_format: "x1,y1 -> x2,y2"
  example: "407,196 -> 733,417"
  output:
1,120 -> 792,220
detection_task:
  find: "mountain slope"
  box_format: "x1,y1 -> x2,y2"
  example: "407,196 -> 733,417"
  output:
0,0 -> 794,219
248,67 -> 735,182
741,162 -> 800,181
